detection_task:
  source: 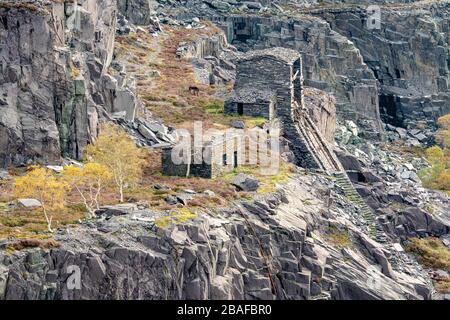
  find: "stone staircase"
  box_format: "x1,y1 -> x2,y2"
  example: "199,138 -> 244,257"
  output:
291,100 -> 343,173
289,100 -> 388,244
334,172 -> 388,244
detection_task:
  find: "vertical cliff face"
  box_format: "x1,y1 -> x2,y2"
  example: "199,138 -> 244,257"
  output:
0,2 -> 66,167
317,4 -> 450,128
0,0 -> 139,168
303,87 -> 337,144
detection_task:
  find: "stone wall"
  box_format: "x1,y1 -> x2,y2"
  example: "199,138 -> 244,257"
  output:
161,137 -> 240,179
224,101 -> 273,119
226,49 -> 341,170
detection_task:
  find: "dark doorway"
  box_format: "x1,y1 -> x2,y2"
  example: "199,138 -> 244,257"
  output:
237,103 -> 244,115
380,93 -> 403,127
234,151 -> 238,168
234,22 -> 251,42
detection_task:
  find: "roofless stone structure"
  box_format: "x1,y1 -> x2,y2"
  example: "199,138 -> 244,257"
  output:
226,47 -> 343,172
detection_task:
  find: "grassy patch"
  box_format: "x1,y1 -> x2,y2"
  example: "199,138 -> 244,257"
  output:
155,208 -> 197,228
324,226 -> 352,249
221,160 -> 294,194
201,100 -> 224,115
6,238 -> 59,252
381,140 -> 426,158
406,237 -> 450,294
434,277 -> 450,294
245,117 -> 267,128
406,237 -> 450,271
0,198 -> 86,240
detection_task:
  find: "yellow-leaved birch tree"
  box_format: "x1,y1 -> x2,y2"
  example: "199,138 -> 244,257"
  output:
63,163 -> 112,217
13,167 -> 69,232
84,124 -> 146,202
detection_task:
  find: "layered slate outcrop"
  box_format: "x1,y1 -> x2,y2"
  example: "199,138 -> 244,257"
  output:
0,175 -> 434,300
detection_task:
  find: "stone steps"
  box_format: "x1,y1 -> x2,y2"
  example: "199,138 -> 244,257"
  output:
334,172 -> 388,243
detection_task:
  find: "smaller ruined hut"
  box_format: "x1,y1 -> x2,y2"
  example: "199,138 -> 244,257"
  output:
161,133 -> 242,179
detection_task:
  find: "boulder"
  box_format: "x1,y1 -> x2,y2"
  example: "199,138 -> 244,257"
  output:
344,120 -> 358,136
243,2 -> 262,10
355,185 -> 372,198
164,195 -> 179,206
0,170 -> 11,181
144,121 -> 168,135
360,170 -> 383,183
209,0 -> 232,11
413,133 -> 427,142
230,120 -> 245,129
335,150 -> 363,172
231,174 -> 259,192
203,190 -> 216,197
17,199 -> 42,208
395,127 -> 407,139
398,207 -> 449,237
95,204 -> 138,219
176,193 -> 194,206
154,184 -> 171,191
138,124 -> 161,143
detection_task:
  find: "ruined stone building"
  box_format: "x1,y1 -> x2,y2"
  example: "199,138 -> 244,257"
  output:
163,47 -> 343,178
225,48 -> 303,121
225,47 -> 343,173
161,133 -> 243,179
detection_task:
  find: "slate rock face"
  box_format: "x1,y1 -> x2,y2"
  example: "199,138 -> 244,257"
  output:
213,15 -> 383,136
167,0 -> 449,135
0,176 -> 434,300
0,4 -> 67,167
397,207 -> 449,238
117,0 -> 157,25
318,5 -> 450,128
335,150 -> 363,172
0,0 -> 139,168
